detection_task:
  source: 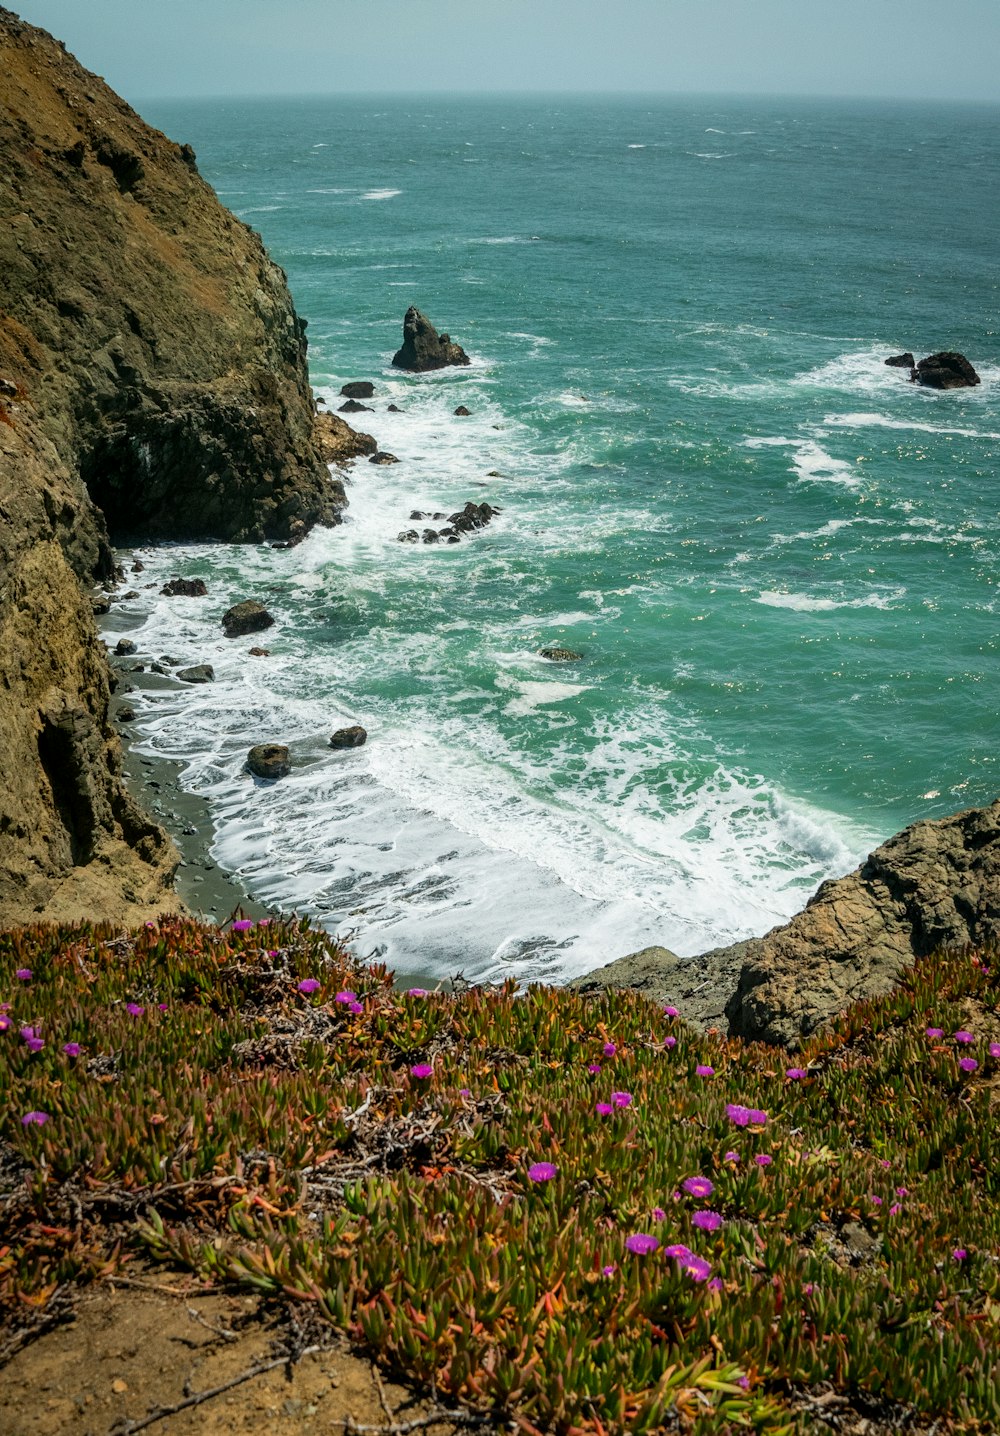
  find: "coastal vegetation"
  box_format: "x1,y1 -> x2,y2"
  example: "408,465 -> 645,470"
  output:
2,916 -> 999,1432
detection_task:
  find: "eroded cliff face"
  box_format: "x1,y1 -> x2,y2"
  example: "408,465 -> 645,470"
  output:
0,8 -> 343,922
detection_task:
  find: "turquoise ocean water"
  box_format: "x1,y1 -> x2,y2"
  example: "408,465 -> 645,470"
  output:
111,95 -> 1000,983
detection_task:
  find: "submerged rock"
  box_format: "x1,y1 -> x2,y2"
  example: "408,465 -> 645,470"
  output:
540,647 -> 581,662
222,600 -> 274,637
914,352 -> 981,389
369,451 -> 399,465
391,306 -> 471,372
246,743 -> 290,780
387,403 -> 405,413
454,405 -> 472,416
330,725 -> 367,749
338,398 -> 374,414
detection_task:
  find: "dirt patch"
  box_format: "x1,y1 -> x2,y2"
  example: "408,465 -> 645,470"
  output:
0,1279 -> 483,1436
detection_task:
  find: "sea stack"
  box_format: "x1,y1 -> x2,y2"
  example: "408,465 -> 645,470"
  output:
391,307 -> 471,372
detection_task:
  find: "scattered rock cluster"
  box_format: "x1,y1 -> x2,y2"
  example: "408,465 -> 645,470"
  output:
398,501 -> 500,545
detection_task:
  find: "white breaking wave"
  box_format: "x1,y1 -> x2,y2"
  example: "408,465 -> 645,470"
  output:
758,587 -> 907,612
822,411 -> 1000,441
361,188 -> 402,200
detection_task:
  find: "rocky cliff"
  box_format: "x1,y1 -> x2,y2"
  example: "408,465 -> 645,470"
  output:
574,799 -> 1000,1048
0,8 -> 343,923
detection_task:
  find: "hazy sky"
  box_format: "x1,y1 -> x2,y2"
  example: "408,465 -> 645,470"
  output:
16,0 -> 1000,103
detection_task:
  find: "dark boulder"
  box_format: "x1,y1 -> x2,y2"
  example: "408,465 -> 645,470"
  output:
914,352 -> 981,389
454,405 -> 472,417
177,664 -> 214,684
91,596 -> 111,615
540,647 -> 582,662
222,600 -> 274,637
391,306 -> 471,372
114,638 -> 137,656
422,529 -> 440,544
330,724 -> 367,749
369,451 -> 399,465
884,352 -> 915,369
248,646 -> 270,657
161,577 -> 207,598
246,743 -> 290,780
387,403 -> 405,413
117,705 -> 136,723
340,381 -> 375,399
397,530 -> 419,543
338,399 -> 374,414
448,501 -> 499,534
131,560 -> 145,573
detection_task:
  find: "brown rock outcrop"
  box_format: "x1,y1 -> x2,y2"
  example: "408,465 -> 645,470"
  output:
577,800 -> 1000,1049
0,8 -> 345,923
391,307 -> 471,372
313,411 -> 378,466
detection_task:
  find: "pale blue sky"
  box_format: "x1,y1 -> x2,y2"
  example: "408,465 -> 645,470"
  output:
16,0 -> 1000,102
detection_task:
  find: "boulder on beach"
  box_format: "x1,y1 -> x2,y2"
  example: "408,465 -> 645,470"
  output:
540,647 -> 582,662
369,451 -> 399,465
914,352 -> 981,389
222,600 -> 274,637
884,352 -> 915,369
330,725 -> 367,749
161,577 -> 207,597
391,306 -> 471,372
340,381 -> 375,399
338,399 -> 374,414
246,743 -> 290,780
177,664 -> 214,684
114,638 -> 137,656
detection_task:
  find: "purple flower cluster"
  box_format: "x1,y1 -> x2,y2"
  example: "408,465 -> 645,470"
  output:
726,1103 -> 768,1127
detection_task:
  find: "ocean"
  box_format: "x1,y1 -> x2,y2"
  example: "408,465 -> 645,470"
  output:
107,93 -> 1000,985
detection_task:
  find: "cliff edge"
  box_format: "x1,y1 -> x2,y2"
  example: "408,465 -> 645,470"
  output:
0,8 -> 342,922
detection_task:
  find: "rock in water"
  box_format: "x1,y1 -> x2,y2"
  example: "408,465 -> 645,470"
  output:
369,452 -> 400,466
338,399 -> 374,414
454,405 -> 472,416
246,744 -> 290,780
161,577 -> 207,597
340,381 -> 375,399
540,647 -> 581,662
114,638 -> 137,656
391,307 -> 471,372
914,352 -> 981,389
222,600 -> 274,637
330,725 -> 367,749
177,664 -> 214,684
884,352 -> 915,368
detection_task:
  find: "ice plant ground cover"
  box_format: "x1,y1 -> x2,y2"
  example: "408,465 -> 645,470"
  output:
1,920 -> 999,1433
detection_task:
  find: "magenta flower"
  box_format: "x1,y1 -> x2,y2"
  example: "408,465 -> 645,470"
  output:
15,967 -> 32,981
682,1176 -> 714,1199
335,991 -> 357,1005
681,1254 -> 712,1282
954,1030 -> 974,1045
738,1376 -> 750,1391
708,1277 -> 723,1291
724,1150 -> 740,1164
25,1037 -> 44,1052
602,1041 -> 617,1057
157,1003 -> 169,1011
895,1187 -> 909,1198
0,1016 -> 9,1032
754,1154 -> 773,1168
652,1206 -> 666,1222
587,1062 -> 602,1074
989,1042 -> 1000,1058
726,1102 -> 767,1127
663,1005 -> 678,1017
595,1101 -> 614,1116
21,1111 -> 48,1126
62,1042 -> 81,1057
785,1067 -> 807,1080
691,1210 -> 723,1232
663,1242 -> 692,1260
889,1202 -> 901,1216
880,1159 -> 892,1169
611,1091 -> 632,1108
959,1057 -> 978,1073
663,1035 -> 676,1049
601,1263 -> 617,1277
528,1161 -> 557,1182
871,1195 -> 883,1206
458,1088 -> 471,1098
925,1027 -> 943,1039
230,919 -> 254,932
126,1003 -> 145,1016
407,987 -> 428,997
695,1064 -> 714,1077
952,1248 -> 968,1261
625,1233 -> 659,1255
349,1001 -> 364,1014
297,978 -> 321,994
409,1063 -> 434,1079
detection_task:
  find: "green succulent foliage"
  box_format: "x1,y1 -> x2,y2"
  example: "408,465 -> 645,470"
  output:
2,918 -> 1000,1433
